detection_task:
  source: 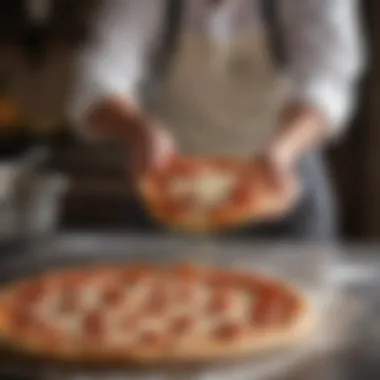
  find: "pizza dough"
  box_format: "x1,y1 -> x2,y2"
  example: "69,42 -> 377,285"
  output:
138,155 -> 298,233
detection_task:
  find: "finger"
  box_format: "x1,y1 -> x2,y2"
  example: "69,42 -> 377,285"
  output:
256,156 -> 284,192
150,127 -> 177,169
130,126 -> 176,180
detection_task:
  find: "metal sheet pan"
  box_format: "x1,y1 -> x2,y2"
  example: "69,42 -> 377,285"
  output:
0,234 -> 344,380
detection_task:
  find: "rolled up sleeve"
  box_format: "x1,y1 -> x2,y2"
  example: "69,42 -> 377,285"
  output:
279,0 -> 367,135
69,0 -> 164,136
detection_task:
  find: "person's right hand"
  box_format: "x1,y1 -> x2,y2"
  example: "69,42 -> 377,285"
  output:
128,120 -> 177,180
86,96 -> 177,181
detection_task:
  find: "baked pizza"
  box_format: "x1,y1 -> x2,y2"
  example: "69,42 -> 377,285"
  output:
0,263 -> 314,364
138,155 -> 297,233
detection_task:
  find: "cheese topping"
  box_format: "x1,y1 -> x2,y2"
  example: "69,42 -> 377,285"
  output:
169,170 -> 236,208
20,271 -> 266,345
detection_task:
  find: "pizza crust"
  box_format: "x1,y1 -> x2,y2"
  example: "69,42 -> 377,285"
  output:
0,265 -> 316,365
140,182 -> 293,234
0,305 -> 314,364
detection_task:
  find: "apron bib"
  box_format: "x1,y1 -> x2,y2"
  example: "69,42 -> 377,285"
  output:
150,31 -> 288,157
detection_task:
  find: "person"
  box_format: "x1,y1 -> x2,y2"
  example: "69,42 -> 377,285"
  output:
69,0 -> 366,240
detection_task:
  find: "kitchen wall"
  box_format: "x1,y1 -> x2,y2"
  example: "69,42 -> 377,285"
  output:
0,0 -> 129,229
359,0 -> 380,240
0,0 -> 95,130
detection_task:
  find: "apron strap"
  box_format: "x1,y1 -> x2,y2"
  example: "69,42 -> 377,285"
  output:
161,0 -> 286,68
259,0 -> 286,67
141,0 -> 184,107
142,0 -> 285,104
155,0 -> 184,78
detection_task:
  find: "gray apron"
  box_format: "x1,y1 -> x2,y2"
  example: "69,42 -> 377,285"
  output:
133,0 -> 336,240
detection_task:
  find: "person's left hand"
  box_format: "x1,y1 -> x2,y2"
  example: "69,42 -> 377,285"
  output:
251,102 -> 329,215
252,142 -> 302,213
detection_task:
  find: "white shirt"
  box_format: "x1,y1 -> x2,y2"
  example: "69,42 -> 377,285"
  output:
70,0 -> 366,136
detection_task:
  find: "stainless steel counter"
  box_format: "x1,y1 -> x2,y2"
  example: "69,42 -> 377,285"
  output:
280,245 -> 380,379
284,279 -> 380,380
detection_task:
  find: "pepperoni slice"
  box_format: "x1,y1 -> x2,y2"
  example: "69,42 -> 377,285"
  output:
174,264 -> 200,281
255,291 -> 299,326
250,283 -> 284,327
17,282 -> 46,305
139,330 -> 163,346
206,271 -> 235,287
11,303 -> 50,336
169,157 -> 200,177
102,285 -> 124,307
282,293 -> 299,323
82,311 -> 105,338
11,305 -> 35,331
163,194 -> 195,214
176,282 -> 197,303
250,285 -> 272,325
144,288 -> 169,314
251,297 -> 270,327
208,289 -> 234,314
213,321 -> 243,341
230,183 -> 251,207
121,268 -> 150,287
171,315 -> 195,335
58,290 -> 79,313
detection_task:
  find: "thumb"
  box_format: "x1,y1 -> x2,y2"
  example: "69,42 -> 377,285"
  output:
149,124 -> 177,170
129,124 -> 176,180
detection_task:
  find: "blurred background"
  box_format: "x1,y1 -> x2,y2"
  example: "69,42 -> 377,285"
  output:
0,0 -> 376,242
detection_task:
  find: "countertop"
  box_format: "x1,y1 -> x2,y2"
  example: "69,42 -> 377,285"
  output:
289,276 -> 380,380
0,235 -> 379,380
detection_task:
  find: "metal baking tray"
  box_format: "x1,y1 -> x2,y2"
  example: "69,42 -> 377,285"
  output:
0,234 -> 341,380
0,233 -> 336,284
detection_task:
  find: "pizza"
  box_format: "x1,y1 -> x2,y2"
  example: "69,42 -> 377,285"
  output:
138,155 -> 298,233
0,263 -> 314,364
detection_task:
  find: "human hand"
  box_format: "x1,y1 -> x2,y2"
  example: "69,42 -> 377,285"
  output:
250,102 -> 329,213
251,138 -> 302,218
128,120 -> 177,180
86,96 -> 177,180
254,143 -> 301,202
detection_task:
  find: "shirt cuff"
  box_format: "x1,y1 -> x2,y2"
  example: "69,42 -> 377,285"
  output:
291,77 -> 355,137
69,82 -> 140,141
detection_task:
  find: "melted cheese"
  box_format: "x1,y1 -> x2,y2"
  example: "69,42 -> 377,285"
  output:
80,283 -> 102,309
169,170 -> 235,208
56,315 -> 82,334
